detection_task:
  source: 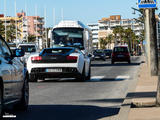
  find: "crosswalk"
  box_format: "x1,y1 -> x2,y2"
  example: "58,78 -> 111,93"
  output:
90,75 -> 130,82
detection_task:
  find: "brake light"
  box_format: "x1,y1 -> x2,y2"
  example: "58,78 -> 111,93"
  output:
67,56 -> 78,61
125,53 -> 130,56
112,53 -> 115,57
31,56 -> 42,61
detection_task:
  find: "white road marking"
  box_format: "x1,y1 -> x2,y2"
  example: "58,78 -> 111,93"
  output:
91,76 -> 105,81
90,75 -> 130,82
115,76 -> 130,81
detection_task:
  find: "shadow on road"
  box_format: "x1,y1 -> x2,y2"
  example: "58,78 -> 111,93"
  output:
127,91 -> 157,98
8,105 -> 119,120
91,62 -> 141,67
76,98 -> 124,104
36,77 -> 127,83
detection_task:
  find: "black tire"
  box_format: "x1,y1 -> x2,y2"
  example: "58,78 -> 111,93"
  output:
111,60 -> 114,64
76,67 -> 86,82
15,76 -> 29,110
30,75 -> 37,82
86,66 -> 91,80
128,60 -> 131,64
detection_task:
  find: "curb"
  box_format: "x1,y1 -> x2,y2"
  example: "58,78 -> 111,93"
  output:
117,57 -> 143,120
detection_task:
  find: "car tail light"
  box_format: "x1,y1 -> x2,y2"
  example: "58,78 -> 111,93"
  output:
112,53 -> 115,57
125,53 -> 130,56
31,56 -> 42,61
67,56 -> 78,61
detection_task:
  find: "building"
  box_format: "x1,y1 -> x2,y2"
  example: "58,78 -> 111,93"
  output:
98,15 -> 144,38
88,15 -> 144,49
0,14 -> 23,42
17,12 -> 44,41
87,23 -> 99,48
0,11 -> 44,43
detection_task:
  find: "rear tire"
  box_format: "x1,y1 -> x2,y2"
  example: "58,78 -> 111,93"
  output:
128,60 -> 131,64
111,60 -> 114,64
30,75 -> 37,82
76,67 -> 86,82
86,66 -> 91,80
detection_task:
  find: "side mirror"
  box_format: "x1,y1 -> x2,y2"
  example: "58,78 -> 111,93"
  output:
88,54 -> 92,57
14,49 -> 25,57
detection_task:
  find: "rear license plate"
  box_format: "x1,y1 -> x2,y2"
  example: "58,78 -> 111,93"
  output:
46,69 -> 62,72
117,55 -> 124,57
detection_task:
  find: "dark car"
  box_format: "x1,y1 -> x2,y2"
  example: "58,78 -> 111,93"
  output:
8,43 -> 17,54
93,49 -> 106,61
111,45 -> 131,64
0,35 -> 29,117
104,49 -> 112,58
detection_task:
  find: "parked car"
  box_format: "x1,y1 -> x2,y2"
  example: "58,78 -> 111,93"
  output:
104,49 -> 112,58
27,47 -> 91,82
8,43 -> 17,54
17,43 -> 38,65
93,49 -> 106,61
111,45 -> 131,64
0,35 -> 29,117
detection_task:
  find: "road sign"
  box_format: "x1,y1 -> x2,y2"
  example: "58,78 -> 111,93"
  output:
138,0 -> 157,8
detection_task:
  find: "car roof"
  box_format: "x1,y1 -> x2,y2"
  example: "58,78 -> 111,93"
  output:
44,47 -> 75,50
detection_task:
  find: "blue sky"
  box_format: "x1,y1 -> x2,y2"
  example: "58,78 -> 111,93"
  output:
0,0 -> 160,27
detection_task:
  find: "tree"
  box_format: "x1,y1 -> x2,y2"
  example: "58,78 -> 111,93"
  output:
113,26 -> 124,45
106,34 -> 113,49
99,38 -> 108,49
124,28 -> 134,52
6,19 -> 21,42
28,34 -> 36,42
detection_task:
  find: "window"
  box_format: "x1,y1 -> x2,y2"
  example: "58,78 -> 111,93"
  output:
52,28 -> 83,47
0,38 -> 11,56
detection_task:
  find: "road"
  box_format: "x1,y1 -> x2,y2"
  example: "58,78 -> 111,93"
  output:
8,56 -> 142,120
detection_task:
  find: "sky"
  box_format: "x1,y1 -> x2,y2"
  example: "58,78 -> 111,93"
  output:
0,0 -> 160,27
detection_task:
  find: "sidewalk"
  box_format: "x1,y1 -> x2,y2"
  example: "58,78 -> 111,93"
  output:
127,61 -> 159,120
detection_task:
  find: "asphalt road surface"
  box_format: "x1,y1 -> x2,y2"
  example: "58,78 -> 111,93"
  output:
5,56 -> 142,120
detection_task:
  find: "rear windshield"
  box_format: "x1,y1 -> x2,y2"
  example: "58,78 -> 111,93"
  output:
94,50 -> 104,53
18,45 -> 36,53
42,48 -> 73,55
114,47 -> 128,53
104,50 -> 112,53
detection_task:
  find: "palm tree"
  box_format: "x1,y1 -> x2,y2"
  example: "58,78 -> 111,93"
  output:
113,26 -> 124,45
28,34 -> 36,42
99,38 -> 108,49
106,34 -> 113,49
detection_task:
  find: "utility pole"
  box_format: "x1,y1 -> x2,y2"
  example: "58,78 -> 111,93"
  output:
144,9 -> 158,76
138,1 -> 160,104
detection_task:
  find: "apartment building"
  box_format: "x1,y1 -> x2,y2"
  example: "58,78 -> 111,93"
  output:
98,15 -> 144,39
87,23 -> 99,48
17,12 -> 44,41
0,14 -> 23,42
0,11 -> 44,42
